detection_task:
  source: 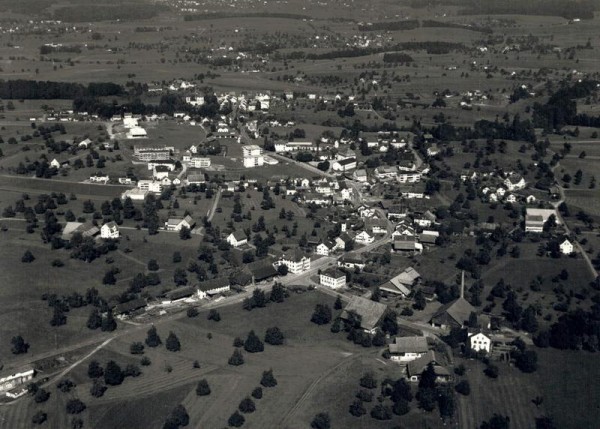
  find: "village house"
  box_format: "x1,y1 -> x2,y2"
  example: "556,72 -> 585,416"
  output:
354,230 -> 374,245
337,254 -> 366,271
393,237 -> 423,254
560,239 -> 574,255
319,268 -> 347,289
316,241 -> 336,256
374,166 -> 398,180
274,250 -> 311,274
335,233 -> 353,250
504,173 -> 526,191
0,366 -> 35,396
379,267 -> 421,297
332,157 -> 357,172
100,221 -> 119,239
469,331 -> 492,353
525,208 -> 559,233
137,180 -> 163,193
430,296 -> 475,330
303,193 -> 331,206
226,231 -> 248,248
407,351 -> 450,383
387,205 -> 408,220
352,169 -> 368,182
366,218 -> 388,235
389,336 -> 429,362
50,158 -> 61,169
341,296 -> 387,334
90,174 -> 109,183
189,157 -> 211,168
114,298 -> 147,316
165,215 -> 195,232
197,277 -> 231,299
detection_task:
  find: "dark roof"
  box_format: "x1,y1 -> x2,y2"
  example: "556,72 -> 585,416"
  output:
198,277 -> 230,292
341,296 -> 387,331
389,336 -> 429,354
336,157 -> 357,166
114,298 -> 147,314
249,263 -> 278,281
430,297 -> 475,327
230,230 -> 247,241
166,286 -> 196,301
407,350 -> 449,377
419,233 -> 438,244
321,268 -> 346,279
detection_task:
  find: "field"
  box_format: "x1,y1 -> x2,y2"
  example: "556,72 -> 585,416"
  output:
0,289 -> 443,429
457,358 -> 544,429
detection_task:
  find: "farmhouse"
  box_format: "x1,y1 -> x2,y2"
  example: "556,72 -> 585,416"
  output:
407,351 -> 450,383
374,166 -> 398,180
319,268 -> 347,289
316,241 -> 336,256
114,298 -> 147,316
121,189 -> 149,201
560,238 -> 574,255
165,215 -> 195,231
0,366 -> 35,394
469,331 -> 492,353
332,157 -> 357,172
274,250 -> 311,274
197,277 -> 231,298
163,286 -> 201,304
352,169 -> 368,182
337,254 -> 366,271
525,208 -> 559,232
379,267 -> 421,297
430,297 -> 475,330
100,221 -> 119,239
393,237 -> 423,254
388,336 -> 429,362
226,231 -> 248,248
504,173 -> 526,191
127,126 -> 148,139
354,230 -> 374,245
397,172 -> 421,183
50,158 -> 61,169
341,295 -> 387,334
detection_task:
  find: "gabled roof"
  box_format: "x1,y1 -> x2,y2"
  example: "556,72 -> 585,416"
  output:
114,298 -> 147,315
389,336 -> 429,354
230,230 -> 247,241
407,350 -> 449,377
166,286 -> 196,301
103,221 -> 118,229
431,297 -> 475,327
198,277 -> 230,292
341,296 -> 387,331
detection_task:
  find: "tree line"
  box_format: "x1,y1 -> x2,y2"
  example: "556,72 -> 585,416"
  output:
0,80 -> 123,100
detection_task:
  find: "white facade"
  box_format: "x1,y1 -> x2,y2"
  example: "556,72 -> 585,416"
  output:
189,157 -> 211,168
243,156 -> 264,168
274,255 -> 311,274
226,232 -> 247,248
469,332 -> 491,353
354,231 -> 374,244
319,271 -> 347,289
137,180 -> 163,193
560,239 -> 574,255
316,243 -> 331,256
100,222 -> 119,239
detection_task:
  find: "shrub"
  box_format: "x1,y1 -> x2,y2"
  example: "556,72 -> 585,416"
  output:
228,349 -> 244,366
228,411 -> 245,427
238,397 -> 256,414
455,380 -> 470,395
196,379 -> 211,396
251,387 -> 263,399
264,327 -> 284,345
65,399 -> 86,414
260,369 -> 278,387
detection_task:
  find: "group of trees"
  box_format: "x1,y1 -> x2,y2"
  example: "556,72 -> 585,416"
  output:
243,284 -> 287,311
227,370 -> 277,427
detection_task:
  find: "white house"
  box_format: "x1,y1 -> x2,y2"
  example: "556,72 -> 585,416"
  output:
560,239 -> 574,255
504,173 -> 526,191
353,169 -> 368,182
320,268 -> 347,289
274,251 -> 311,274
316,241 -> 336,256
332,158 -> 357,172
0,366 -> 35,393
165,215 -> 195,231
100,222 -> 119,239
50,158 -> 61,169
197,277 -> 231,299
469,332 -> 492,353
226,231 -> 248,248
137,180 -> 162,193
189,157 -> 211,168
389,336 -> 429,362
354,230 -> 374,245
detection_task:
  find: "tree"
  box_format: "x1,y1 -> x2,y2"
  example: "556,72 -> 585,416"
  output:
90,379 -> 107,398
10,335 -> 29,354
147,259 -> 159,271
187,307 -> 199,318
276,264 -> 288,276
104,360 -> 124,386
145,325 -> 162,347
438,386 -> 455,419
480,414 -> 510,429
484,363 -> 499,378
391,378 -> 413,403
413,290 -> 427,310
239,396 -> 256,413
103,270 -> 117,285
417,386 -> 437,411
21,250 -> 35,263
207,309 -> 221,322
88,360 -> 104,379
370,404 -> 392,420
50,307 -> 67,326
244,330 -> 264,353
455,380 -> 470,395
349,399 -> 367,417
359,373 -> 377,389
101,310 -> 117,332
228,349 -> 244,366
164,404 -> 189,429
251,387 -> 263,399
228,411 -> 245,427
130,342 -> 145,355
179,226 -> 191,240
392,398 -> 410,416
87,308 -> 102,330
166,331 -> 181,352
515,350 -> 538,373
57,379 -> 76,393
196,379 -> 211,396
32,411 -> 47,425
260,369 -> 278,387
334,295 -> 343,310
311,304 -> 332,325
34,388 -> 50,403
66,399 -> 86,414
264,327 -> 284,345
311,412 -> 331,429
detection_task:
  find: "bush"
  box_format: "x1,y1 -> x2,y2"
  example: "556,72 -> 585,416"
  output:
251,387 -> 263,399
207,309 -> 221,321
356,389 -> 374,402
349,399 -> 366,417
88,360 -> 104,378
124,364 -> 141,378
228,349 -> 244,366
311,412 -> 331,429
392,398 -> 410,416
57,379 -> 76,393
244,330 -> 264,353
66,399 -> 86,414
359,373 -> 377,389
90,379 -> 107,398
239,397 -> 256,413
228,411 -> 245,427
34,388 -> 50,403
130,341 -> 145,355
484,364 -> 499,378
264,327 -> 284,345
104,360 -> 124,386
186,307 -> 199,318
311,304 -> 332,325
165,331 -> 181,352
140,356 -> 151,366
21,250 -> 35,263
370,404 -> 392,420
196,379 -> 211,396
233,337 -> 244,347
455,380 -> 470,395
32,411 -> 47,425
260,369 -> 277,387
